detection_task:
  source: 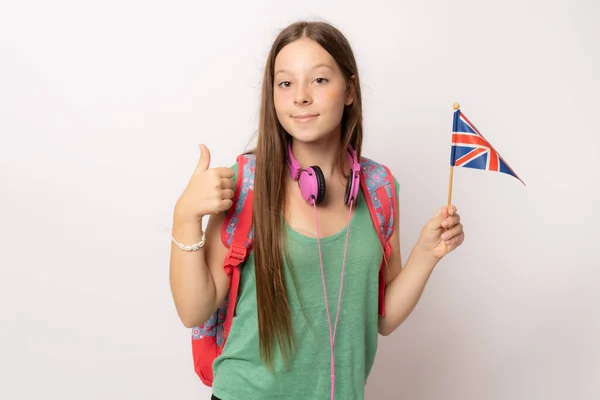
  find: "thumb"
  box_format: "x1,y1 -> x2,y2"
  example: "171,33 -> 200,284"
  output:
197,144 -> 211,172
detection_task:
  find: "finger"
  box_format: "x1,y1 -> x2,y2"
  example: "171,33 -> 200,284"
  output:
444,232 -> 465,248
432,206 -> 446,224
197,144 -> 211,172
221,178 -> 235,190
447,205 -> 457,216
442,213 -> 460,228
217,199 -> 233,212
432,206 -> 449,230
213,167 -> 235,179
221,189 -> 235,200
441,224 -> 463,241
210,199 -> 233,214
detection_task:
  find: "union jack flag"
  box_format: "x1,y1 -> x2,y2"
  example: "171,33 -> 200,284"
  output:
450,108 -> 525,185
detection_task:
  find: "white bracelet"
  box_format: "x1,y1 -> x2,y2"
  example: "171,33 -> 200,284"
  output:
172,233 -> 206,251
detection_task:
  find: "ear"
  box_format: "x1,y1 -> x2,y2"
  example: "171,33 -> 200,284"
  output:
345,75 -> 356,106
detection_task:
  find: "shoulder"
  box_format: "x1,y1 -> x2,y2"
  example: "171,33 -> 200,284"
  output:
359,156 -> 400,197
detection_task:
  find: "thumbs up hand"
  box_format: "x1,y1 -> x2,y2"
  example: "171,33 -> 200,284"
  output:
174,144 -> 235,223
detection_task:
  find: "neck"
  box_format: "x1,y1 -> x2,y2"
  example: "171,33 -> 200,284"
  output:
290,135 -> 343,179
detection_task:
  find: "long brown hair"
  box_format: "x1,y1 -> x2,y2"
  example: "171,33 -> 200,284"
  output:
250,20 -> 364,370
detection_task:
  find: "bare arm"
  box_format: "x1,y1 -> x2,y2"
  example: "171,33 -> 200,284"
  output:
378,198 -> 464,336
168,144 -> 235,328
169,209 -> 231,328
377,221 -> 437,336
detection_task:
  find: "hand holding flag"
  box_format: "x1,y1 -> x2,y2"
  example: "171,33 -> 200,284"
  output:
412,103 -> 525,258
443,103 -> 525,254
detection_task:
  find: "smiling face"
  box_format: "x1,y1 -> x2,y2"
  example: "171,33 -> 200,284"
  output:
273,38 -> 354,145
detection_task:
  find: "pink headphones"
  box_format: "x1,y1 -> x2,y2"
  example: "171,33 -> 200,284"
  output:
287,141 -> 361,205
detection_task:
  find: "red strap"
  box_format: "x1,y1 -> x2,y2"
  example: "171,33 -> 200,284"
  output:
221,155 -> 246,251
360,170 -> 397,317
378,242 -> 393,316
379,171 -> 396,316
222,190 -> 253,336
223,190 -> 253,274
383,164 -> 398,233
378,268 -> 386,316
223,266 -> 241,336
377,186 -> 391,236
221,156 -> 254,339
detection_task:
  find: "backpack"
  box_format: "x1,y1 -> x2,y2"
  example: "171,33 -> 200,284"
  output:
190,152 -> 397,386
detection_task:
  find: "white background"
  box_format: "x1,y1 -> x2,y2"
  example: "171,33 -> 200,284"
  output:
1,0 -> 598,399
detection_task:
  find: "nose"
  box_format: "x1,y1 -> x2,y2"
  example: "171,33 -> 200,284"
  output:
293,85 -> 312,106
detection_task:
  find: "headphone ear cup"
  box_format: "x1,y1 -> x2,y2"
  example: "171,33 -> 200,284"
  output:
344,172 -> 352,205
344,169 -> 360,205
311,166 -> 326,205
297,166 -> 326,205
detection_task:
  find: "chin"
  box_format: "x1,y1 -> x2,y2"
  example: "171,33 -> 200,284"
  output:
281,122 -> 341,145
286,130 -> 330,144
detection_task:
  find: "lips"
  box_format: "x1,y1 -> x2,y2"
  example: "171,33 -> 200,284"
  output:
292,113 -> 319,122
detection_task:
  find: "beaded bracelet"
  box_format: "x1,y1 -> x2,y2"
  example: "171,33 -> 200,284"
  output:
171,233 -> 206,251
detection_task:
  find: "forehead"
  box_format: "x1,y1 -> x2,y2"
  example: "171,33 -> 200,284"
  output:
274,38 -> 339,74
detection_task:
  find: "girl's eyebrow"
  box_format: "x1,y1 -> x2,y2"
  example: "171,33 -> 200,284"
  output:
275,63 -> 334,77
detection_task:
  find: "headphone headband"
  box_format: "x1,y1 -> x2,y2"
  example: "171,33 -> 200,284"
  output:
287,141 -> 361,205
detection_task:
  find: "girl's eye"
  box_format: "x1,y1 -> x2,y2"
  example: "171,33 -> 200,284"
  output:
278,81 -> 291,88
315,78 -> 328,84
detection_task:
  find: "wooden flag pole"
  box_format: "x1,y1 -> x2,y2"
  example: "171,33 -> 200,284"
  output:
445,102 -> 460,253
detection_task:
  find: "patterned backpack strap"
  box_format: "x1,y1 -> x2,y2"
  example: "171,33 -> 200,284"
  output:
359,157 -> 397,317
190,153 -> 255,387
220,153 -> 255,336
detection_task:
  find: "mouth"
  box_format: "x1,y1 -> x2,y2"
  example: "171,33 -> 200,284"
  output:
292,113 -> 319,123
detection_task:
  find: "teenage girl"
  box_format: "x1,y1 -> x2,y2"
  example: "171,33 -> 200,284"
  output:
170,20 -> 465,400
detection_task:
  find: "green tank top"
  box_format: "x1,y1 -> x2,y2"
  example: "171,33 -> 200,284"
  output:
212,164 -> 400,400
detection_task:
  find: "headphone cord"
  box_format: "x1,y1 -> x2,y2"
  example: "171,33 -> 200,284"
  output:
313,199 -> 354,400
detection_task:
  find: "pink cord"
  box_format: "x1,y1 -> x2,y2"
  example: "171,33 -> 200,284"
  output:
313,199 -> 354,400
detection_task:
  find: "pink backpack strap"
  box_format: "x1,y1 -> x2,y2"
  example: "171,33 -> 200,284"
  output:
359,157 -> 397,317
